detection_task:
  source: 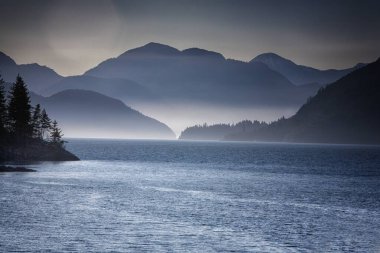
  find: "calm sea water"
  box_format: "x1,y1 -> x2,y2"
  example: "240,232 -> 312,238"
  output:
1,139 -> 380,252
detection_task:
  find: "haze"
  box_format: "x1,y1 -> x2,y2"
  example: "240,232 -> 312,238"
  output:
1,0 -> 380,76
1,0 -> 380,138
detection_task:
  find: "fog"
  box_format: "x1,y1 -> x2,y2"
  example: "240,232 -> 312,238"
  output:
132,102 -> 298,137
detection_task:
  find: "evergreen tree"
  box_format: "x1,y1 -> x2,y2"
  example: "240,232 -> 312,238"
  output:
0,76 -> 8,138
32,104 -> 42,139
41,109 -> 51,140
7,75 -> 32,141
50,120 -> 64,146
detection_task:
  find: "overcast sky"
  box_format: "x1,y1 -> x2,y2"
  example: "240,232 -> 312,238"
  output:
1,0 -> 379,76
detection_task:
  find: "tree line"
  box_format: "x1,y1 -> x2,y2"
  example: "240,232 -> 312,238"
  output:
179,120 -> 268,140
0,75 -> 64,146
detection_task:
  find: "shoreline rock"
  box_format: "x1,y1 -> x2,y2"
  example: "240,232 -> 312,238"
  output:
0,165 -> 36,172
0,142 -> 79,162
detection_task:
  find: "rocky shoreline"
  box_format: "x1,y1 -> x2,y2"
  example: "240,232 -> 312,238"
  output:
0,142 -> 79,172
0,165 -> 36,172
0,142 -> 79,163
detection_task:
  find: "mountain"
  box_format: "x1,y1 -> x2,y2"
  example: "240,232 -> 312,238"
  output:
0,52 -> 160,104
0,52 -> 16,66
84,42 -> 319,107
119,42 -> 181,57
42,75 -> 160,105
1,47 -> 364,107
225,58 -> 380,144
251,53 -> 364,86
2,45 -> 367,137
0,52 -> 63,93
30,90 -> 176,139
181,48 -> 225,60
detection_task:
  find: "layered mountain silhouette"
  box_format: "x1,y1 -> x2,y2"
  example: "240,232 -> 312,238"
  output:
1,44 -> 363,109
224,58 -> 380,144
252,53 -> 365,86
84,42 -> 320,107
0,44 -> 370,140
30,90 -> 176,139
0,52 -> 63,93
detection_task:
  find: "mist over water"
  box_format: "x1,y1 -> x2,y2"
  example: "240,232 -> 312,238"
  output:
1,139 -> 379,252
130,103 -> 298,136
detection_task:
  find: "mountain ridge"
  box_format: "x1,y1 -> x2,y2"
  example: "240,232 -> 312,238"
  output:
83,43 -> 320,108
225,57 -> 380,144
0,51 -> 63,93
0,51 -> 17,66
30,89 -> 176,139
119,42 -> 181,58
1,45 -> 368,136
251,52 -> 366,85
42,75 -> 160,105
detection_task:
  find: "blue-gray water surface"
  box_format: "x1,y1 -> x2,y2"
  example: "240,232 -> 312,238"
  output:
1,139 -> 380,252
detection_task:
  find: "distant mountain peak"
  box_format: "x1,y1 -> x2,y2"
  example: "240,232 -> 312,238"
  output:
0,51 -> 17,66
23,63 -> 43,67
119,42 -> 181,58
251,52 -> 296,65
144,42 -> 171,47
254,52 -> 283,59
37,89 -> 176,139
19,62 -> 60,73
48,89 -> 131,111
181,48 -> 225,60
0,52 -> 62,93
251,52 -> 365,86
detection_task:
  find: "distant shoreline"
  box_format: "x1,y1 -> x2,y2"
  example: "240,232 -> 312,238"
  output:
64,137 -> 380,148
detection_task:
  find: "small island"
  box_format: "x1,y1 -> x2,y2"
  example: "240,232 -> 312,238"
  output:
0,75 -> 79,166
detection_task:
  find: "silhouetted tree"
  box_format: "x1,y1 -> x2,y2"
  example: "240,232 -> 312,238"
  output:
0,76 -> 7,138
7,75 -> 32,141
31,104 -> 42,139
50,120 -> 64,146
41,109 -> 51,140
0,74 -> 71,159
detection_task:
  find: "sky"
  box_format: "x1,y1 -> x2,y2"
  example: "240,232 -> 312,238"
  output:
0,0 -> 379,76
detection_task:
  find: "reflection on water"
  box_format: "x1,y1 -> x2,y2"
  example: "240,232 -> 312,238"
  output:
1,140 -> 380,252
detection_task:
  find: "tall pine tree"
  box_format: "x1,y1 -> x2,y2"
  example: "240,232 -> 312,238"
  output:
7,75 -> 32,141
50,120 -> 64,146
41,109 -> 51,140
0,76 -> 8,138
32,104 -> 42,139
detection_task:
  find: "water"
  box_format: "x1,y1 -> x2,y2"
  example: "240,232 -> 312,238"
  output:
1,139 -> 380,252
